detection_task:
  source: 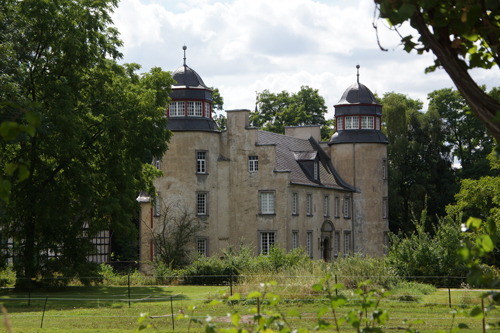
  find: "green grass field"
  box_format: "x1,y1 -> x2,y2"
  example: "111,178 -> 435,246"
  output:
0,284 -> 499,332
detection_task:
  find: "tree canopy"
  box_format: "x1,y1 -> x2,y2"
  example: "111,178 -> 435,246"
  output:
375,0 -> 500,142
0,0 -> 173,283
251,86 -> 328,136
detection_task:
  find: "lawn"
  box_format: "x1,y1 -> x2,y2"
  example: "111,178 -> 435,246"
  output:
0,285 -> 498,332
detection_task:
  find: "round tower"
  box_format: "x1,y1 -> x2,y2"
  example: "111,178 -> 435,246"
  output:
329,66 -> 389,256
166,45 -> 218,132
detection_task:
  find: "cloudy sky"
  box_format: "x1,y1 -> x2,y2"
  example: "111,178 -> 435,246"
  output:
111,0 -> 500,118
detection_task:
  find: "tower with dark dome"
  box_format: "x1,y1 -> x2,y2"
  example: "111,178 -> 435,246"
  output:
329,65 -> 389,256
166,45 -> 219,132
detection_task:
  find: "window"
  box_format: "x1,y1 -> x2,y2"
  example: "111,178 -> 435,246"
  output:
260,191 -> 275,214
249,156 -> 258,172
337,117 -> 343,131
383,197 -> 388,219
383,232 -> 389,255
382,159 -> 387,179
335,196 -> 340,217
345,116 -> 359,129
313,161 -> 318,180
361,116 -> 374,129
187,101 -> 195,116
334,231 -> 340,257
260,232 -> 275,255
324,195 -> 329,217
307,231 -> 313,257
376,117 -> 381,130
197,193 -> 207,215
154,195 -> 161,216
205,102 -> 211,117
197,238 -> 207,256
170,101 -> 185,116
292,231 -> 299,250
344,196 -> 350,218
197,151 -> 207,173
194,102 -> 202,116
156,159 -> 160,170
344,231 -> 351,257
292,192 -> 298,215
306,194 -> 312,215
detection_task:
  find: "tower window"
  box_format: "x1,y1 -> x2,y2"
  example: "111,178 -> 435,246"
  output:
187,101 -> 195,116
194,102 -> 203,116
376,117 -> 381,130
337,117 -> 343,131
249,156 -> 258,172
170,101 -> 185,116
197,151 -> 207,174
205,102 -> 211,118
345,116 -> 359,129
361,116 -> 374,129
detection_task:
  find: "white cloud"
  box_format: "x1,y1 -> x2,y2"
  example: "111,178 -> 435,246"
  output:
112,0 -> 500,115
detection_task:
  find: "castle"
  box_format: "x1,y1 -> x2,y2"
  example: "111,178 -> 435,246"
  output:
138,53 -> 389,269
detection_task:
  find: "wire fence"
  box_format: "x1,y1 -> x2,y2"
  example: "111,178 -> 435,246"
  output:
0,274 -> 497,331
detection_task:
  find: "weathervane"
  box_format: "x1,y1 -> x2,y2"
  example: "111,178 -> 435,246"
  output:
356,64 -> 360,83
183,45 -> 187,66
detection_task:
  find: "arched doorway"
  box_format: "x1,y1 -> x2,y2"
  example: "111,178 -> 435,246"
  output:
321,221 -> 334,262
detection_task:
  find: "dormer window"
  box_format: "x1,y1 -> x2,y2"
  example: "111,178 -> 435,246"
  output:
313,161 -> 318,180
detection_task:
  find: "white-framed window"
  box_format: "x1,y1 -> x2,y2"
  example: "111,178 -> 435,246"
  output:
292,192 -> 298,215
382,159 -> 387,180
337,117 -> 343,131
376,117 -> 381,130
260,191 -> 275,214
307,231 -> 313,257
197,238 -> 207,256
169,101 -> 185,116
344,196 -> 350,218
197,193 -> 207,215
205,102 -> 211,117
249,156 -> 258,172
154,195 -> 161,216
187,101 -> 195,116
197,151 -> 206,174
361,116 -> 374,129
313,161 -> 318,180
260,231 -> 275,255
306,193 -> 312,215
383,197 -> 388,219
335,196 -> 339,217
194,102 -> 203,116
345,116 -> 359,130
344,231 -> 351,257
383,232 -> 389,255
324,195 -> 329,217
292,231 -> 299,250
334,231 -> 340,257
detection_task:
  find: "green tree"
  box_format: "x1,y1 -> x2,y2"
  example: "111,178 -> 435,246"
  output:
382,92 -> 455,233
0,0 -> 173,284
209,87 -> 226,130
374,0 -> 500,143
428,87 -> 496,179
251,86 -> 328,134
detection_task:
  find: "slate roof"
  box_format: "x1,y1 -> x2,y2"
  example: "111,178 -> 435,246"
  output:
172,65 -> 209,89
329,129 -> 388,145
336,82 -> 381,106
167,117 -> 219,132
257,130 -> 354,191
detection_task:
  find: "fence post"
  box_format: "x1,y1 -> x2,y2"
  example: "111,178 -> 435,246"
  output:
40,296 -> 48,328
28,278 -> 31,307
335,274 -> 338,296
128,274 -> 131,308
448,276 -> 451,308
171,295 -> 175,331
230,272 -> 233,296
257,297 -> 260,315
482,298 -> 486,333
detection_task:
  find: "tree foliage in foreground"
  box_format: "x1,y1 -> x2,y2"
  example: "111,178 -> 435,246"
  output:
251,86 -> 329,137
0,0 -> 173,284
374,0 -> 500,143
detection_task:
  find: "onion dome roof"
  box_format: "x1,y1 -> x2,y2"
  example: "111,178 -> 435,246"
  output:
336,82 -> 380,106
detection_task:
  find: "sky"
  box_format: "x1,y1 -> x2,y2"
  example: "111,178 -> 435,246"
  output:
111,0 -> 500,119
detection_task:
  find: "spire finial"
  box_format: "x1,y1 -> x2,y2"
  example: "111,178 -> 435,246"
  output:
356,64 -> 360,84
183,45 -> 187,66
